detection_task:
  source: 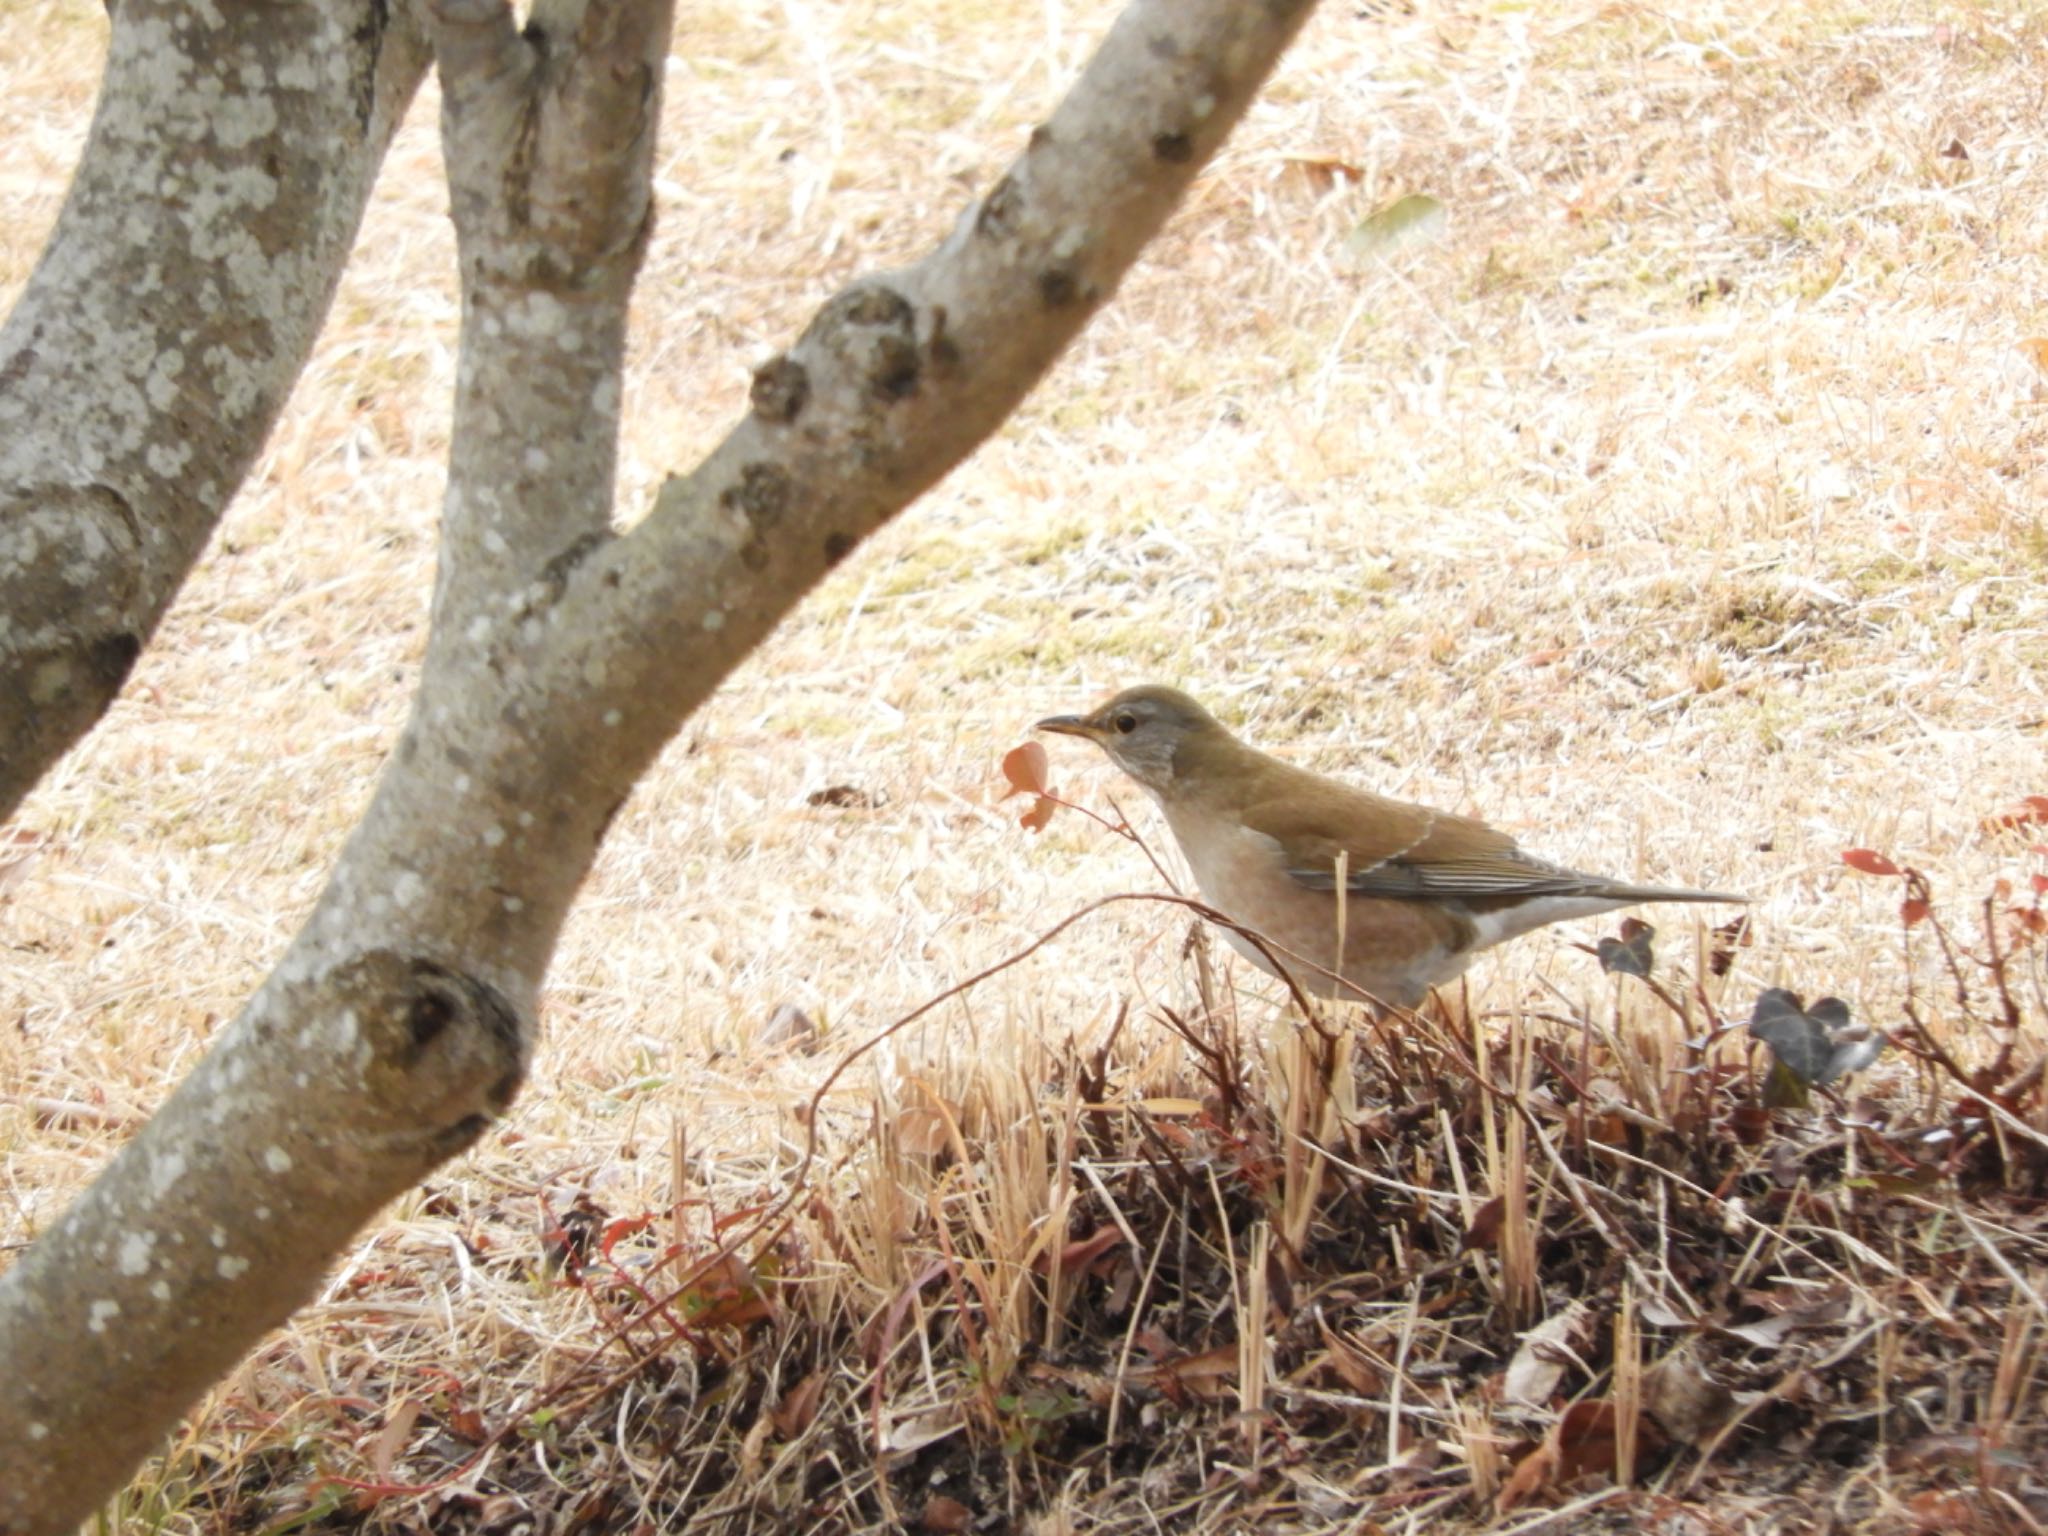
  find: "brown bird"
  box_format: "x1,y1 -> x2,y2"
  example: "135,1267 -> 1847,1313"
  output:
1036,684 -> 1744,1009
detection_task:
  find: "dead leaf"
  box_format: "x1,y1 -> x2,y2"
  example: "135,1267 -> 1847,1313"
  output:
881,1408 -> 965,1454
369,1397 -> 421,1481
921,1496 -> 974,1534
1345,192 -> 1448,257
806,783 -> 886,810
1982,794 -> 2048,830
1642,1353 -> 1739,1445
1842,847 -> 1901,876
759,1002 -> 819,1052
1314,1317 -> 1382,1396
738,1410 -> 773,1480
1504,1301 -> 1593,1406
894,1105 -> 953,1161
1000,743 -> 1063,832
1553,1398 -> 1621,1481
678,1252 -> 774,1331
1124,1096 -> 1203,1116
770,1370 -> 826,1440
1152,1342 -> 1239,1402
1040,1224 -> 1125,1277
1709,913 -> 1752,977
0,852 -> 40,900
1461,1195 -> 1505,1253
1000,742 -> 1050,797
1720,1289 -> 1852,1349
1283,155 -> 1365,191
1637,1297 -> 1695,1330
1495,1435 -> 1557,1512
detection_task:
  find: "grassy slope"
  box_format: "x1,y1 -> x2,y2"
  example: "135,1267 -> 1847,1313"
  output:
3,1 -> 2046,1531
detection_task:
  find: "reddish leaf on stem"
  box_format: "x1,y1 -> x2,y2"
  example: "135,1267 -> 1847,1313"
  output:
1842,848 -> 1901,877
1901,897 -> 1931,927
1981,795 -> 2048,832
1002,742 -> 1061,831
1000,742 -> 1050,798
599,1214 -> 653,1262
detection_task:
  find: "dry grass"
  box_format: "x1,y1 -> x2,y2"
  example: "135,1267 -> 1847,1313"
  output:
4,0 -> 2048,1531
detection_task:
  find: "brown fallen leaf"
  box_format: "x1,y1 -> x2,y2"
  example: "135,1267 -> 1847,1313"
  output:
1503,1301 -> 1593,1406
1642,1351 -> 1740,1446
921,1496 -> 974,1534
770,1370 -> 826,1440
1460,1194 -> 1505,1253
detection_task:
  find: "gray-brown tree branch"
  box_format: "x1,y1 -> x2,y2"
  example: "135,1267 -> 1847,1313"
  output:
0,0 -> 431,821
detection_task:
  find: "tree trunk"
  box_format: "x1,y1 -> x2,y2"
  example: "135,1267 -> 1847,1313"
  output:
0,0 -> 1318,1529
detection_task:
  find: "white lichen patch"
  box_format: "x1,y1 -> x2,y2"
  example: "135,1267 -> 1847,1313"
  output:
216,1255 -> 250,1280
503,290 -> 568,341
392,870 -> 425,909
262,1145 -> 291,1174
117,1231 -> 156,1277
148,1150 -> 188,1198
145,348 -> 185,409
87,1299 -> 122,1334
146,438 -> 194,480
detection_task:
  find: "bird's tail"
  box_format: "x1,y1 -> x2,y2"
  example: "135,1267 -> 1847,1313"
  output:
1600,882 -> 1747,906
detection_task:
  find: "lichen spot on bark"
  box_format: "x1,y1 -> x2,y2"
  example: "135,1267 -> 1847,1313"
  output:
148,1150 -> 188,1198
502,289 -> 572,345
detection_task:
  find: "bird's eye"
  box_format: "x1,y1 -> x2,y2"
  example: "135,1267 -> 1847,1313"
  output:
1113,712 -> 1138,734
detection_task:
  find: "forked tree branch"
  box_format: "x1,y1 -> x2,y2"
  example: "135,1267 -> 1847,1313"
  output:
0,0 -> 1317,1528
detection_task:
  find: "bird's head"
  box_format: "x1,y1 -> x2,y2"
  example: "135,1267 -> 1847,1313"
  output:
1034,684 -> 1226,792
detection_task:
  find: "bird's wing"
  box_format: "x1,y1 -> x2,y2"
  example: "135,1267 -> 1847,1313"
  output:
1241,790 -> 1600,902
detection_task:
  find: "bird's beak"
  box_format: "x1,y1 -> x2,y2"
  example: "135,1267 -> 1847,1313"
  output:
1034,712 -> 1098,739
